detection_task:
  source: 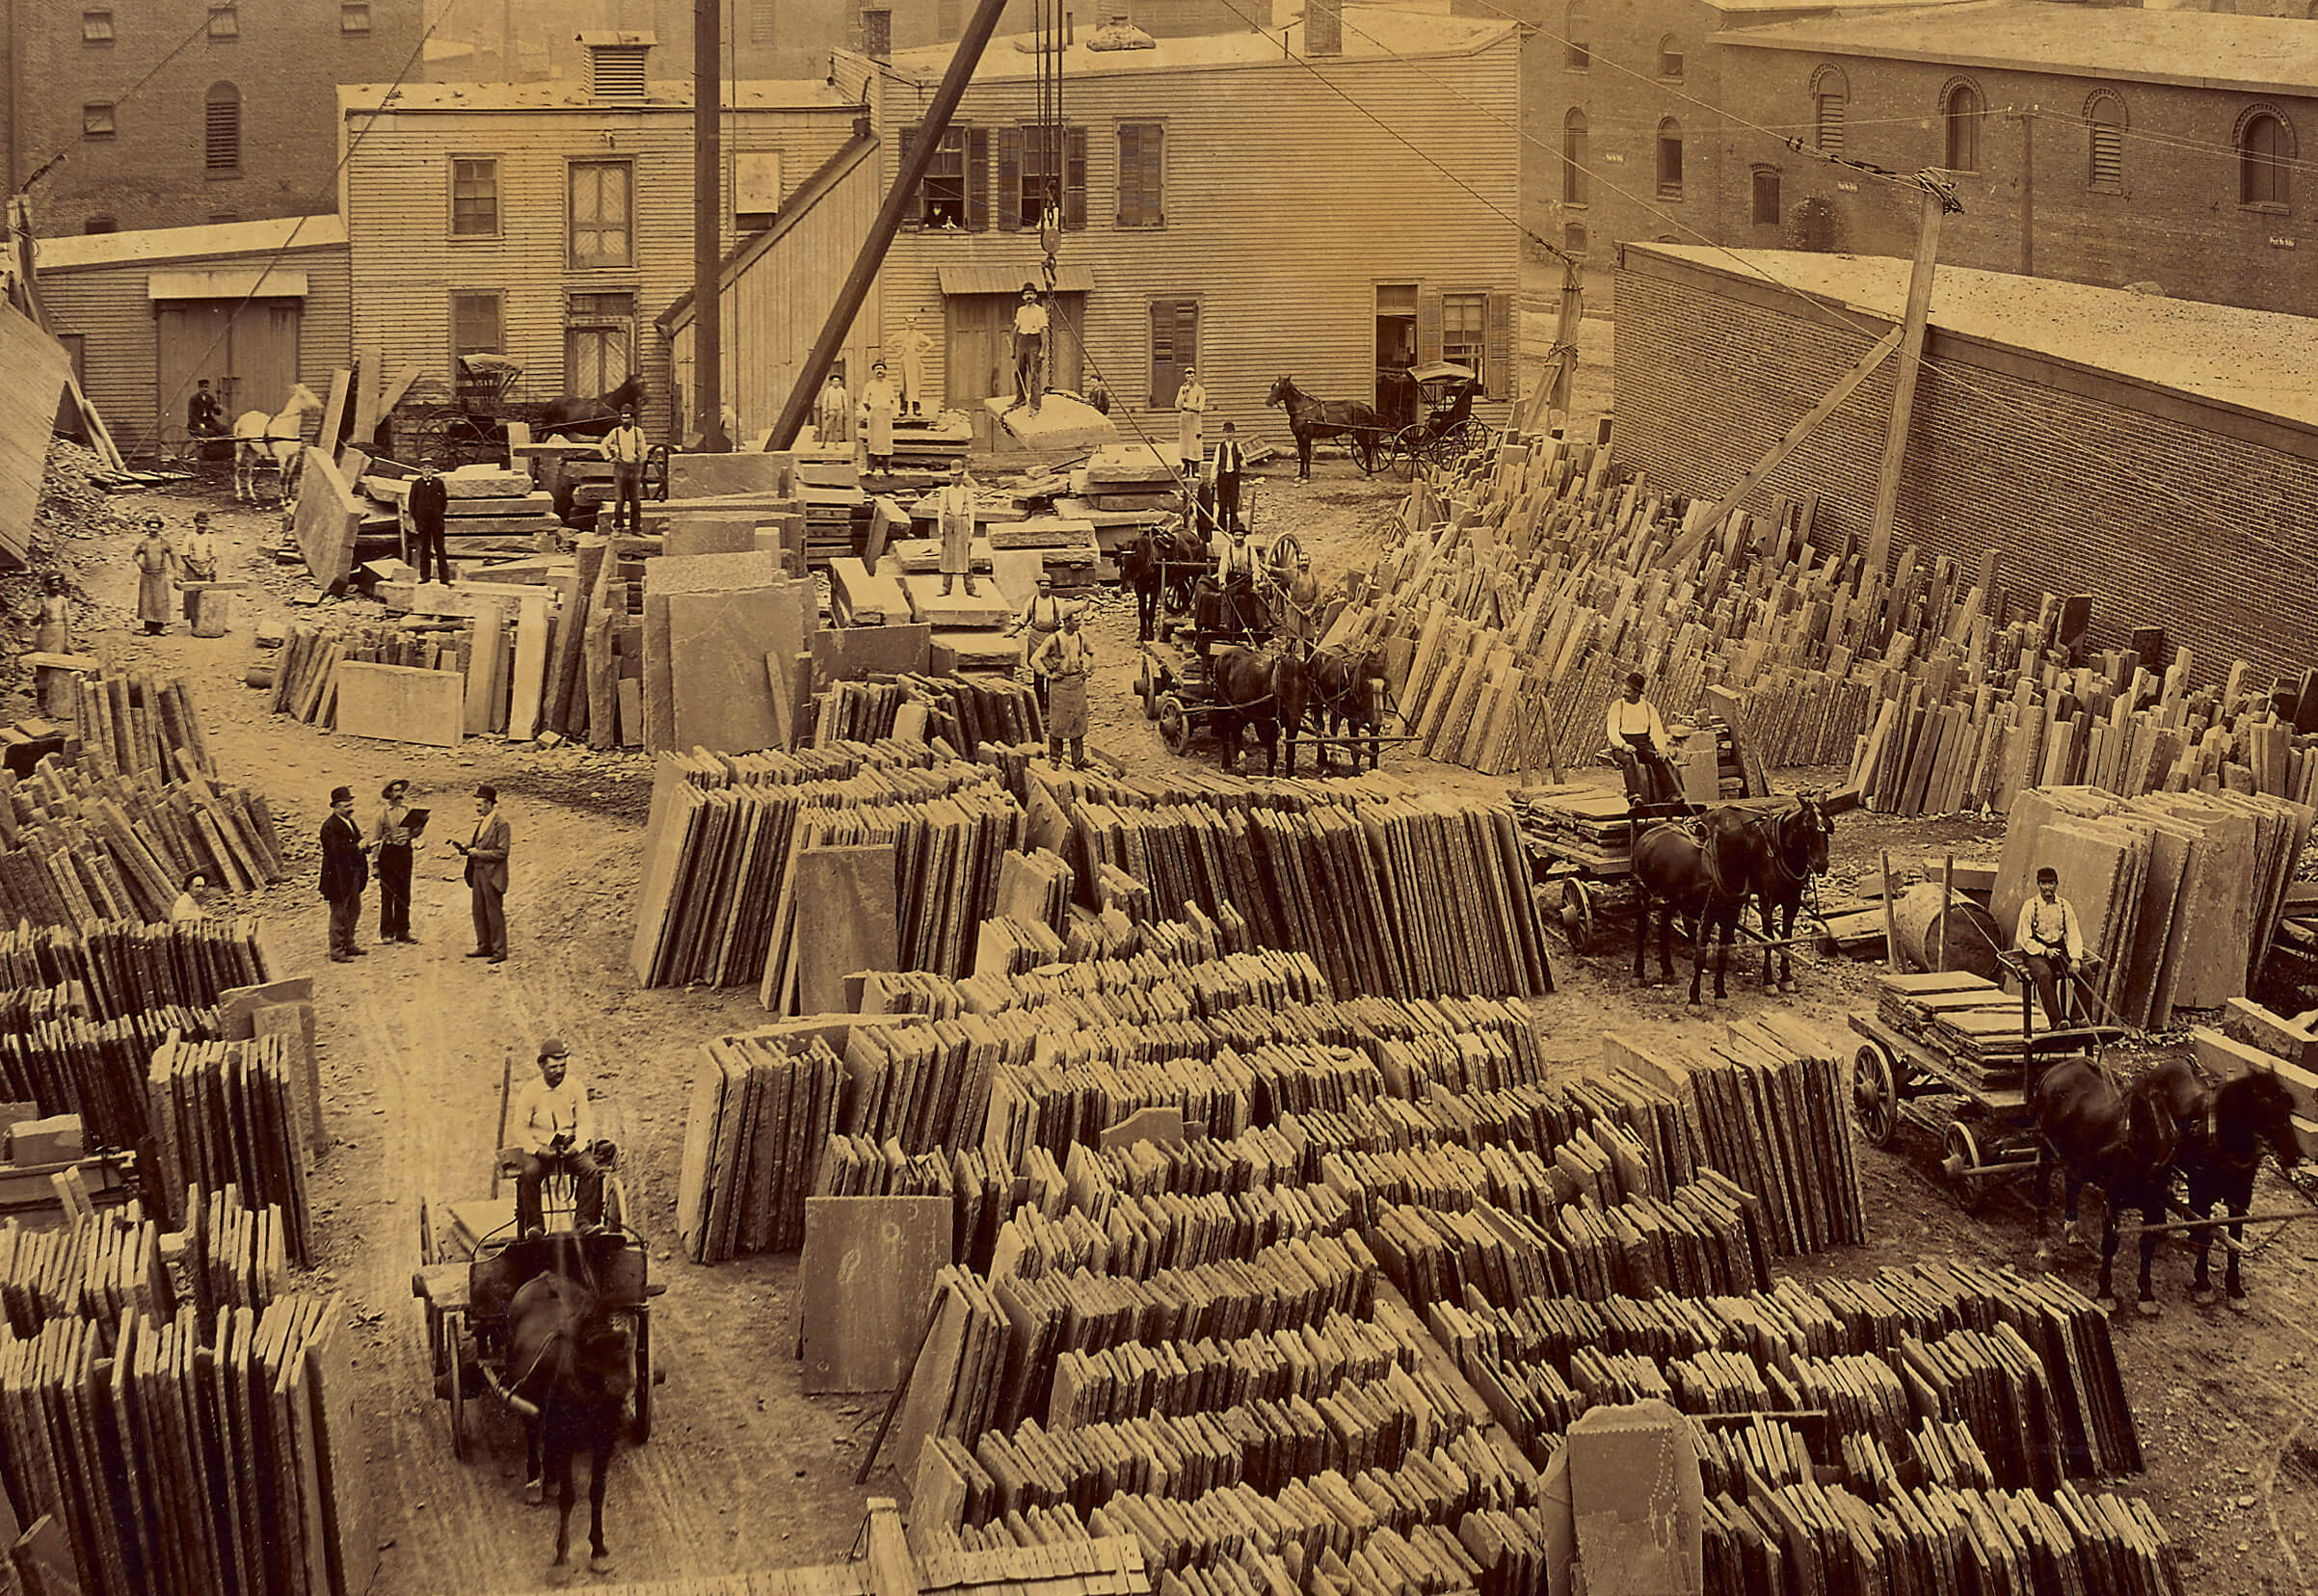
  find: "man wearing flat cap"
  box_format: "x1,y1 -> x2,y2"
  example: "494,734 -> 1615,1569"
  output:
510,1038 -> 604,1235
319,785 -> 370,963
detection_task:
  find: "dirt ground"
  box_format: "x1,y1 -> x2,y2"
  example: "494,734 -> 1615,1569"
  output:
20,449 -> 2315,1596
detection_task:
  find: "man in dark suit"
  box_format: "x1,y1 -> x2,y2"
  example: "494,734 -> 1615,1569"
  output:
409,462 -> 452,586
1210,421 -> 1246,533
451,784 -> 512,964
319,785 -> 369,963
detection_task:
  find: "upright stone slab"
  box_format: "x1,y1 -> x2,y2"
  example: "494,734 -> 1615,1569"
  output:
798,1195 -> 952,1394
290,447 -> 363,587
466,601 -> 505,735
666,587 -> 784,755
331,661 -> 464,747
811,624 -> 930,686
507,593 -> 551,740
789,842 -> 896,1017
1568,1398 -> 1703,1596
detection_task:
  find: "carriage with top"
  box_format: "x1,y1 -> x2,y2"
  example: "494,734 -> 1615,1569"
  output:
1381,361 -> 1497,478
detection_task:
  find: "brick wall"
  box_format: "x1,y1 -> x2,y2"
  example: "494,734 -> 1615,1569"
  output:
1718,43 -> 2318,316
14,0 -> 423,235
1612,250 -> 2318,687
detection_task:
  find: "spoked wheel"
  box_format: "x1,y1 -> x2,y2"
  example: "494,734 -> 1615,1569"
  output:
1443,419 -> 1497,463
1266,532 -> 1302,586
1559,880 -> 1597,954
444,1312 -> 469,1461
1136,657 -> 1159,720
1349,429 -> 1384,475
1852,1042 -> 1903,1149
1394,427 -> 1429,477
631,1307 -> 654,1443
645,443 -> 673,502
1157,694 -> 1191,757
1942,1121 -> 1991,1213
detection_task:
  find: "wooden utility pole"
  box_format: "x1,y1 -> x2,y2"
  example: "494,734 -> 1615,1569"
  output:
693,0 -> 730,451
1695,325 -> 1903,531
1864,188 -> 1944,583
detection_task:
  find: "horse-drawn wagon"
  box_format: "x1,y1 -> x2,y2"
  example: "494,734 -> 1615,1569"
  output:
397,358 -> 660,485
1382,361 -> 1497,480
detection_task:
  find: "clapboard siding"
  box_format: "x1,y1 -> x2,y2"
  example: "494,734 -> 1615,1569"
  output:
343,105 -> 857,441
865,29 -> 1524,445
41,241 -> 353,461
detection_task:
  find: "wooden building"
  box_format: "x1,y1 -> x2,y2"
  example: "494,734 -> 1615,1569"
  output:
36,216 -> 352,462
337,35 -> 859,441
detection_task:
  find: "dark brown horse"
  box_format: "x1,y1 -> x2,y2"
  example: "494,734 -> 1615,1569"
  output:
1209,646 -> 1309,775
539,373 -> 649,433
1707,796 -> 1834,994
1304,643 -> 1390,773
2142,1058 -> 2303,1310
1266,376 -> 1389,481
1630,816 -> 1750,1005
1120,519 -> 1204,643
509,1235 -> 636,1576
2033,1056 -> 2183,1314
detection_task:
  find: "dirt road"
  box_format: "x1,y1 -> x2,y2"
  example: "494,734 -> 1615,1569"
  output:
41,460 -> 2317,1595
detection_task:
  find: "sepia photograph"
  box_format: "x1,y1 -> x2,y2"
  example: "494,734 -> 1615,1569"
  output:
0,0 -> 2313,1590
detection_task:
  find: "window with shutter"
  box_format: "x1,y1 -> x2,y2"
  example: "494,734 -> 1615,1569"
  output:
1118,122 -> 1164,227
919,128 -> 967,226
1442,294 -> 1485,388
998,127 -> 1024,230
1149,299 -> 1196,408
1415,291 -> 1443,365
966,127 -> 990,231
897,125 -> 922,227
569,160 -> 634,268
1064,127 -> 1087,229
1812,66 -> 1848,155
204,85 -> 240,173
1482,292 -> 1512,401
2087,93 -> 2125,193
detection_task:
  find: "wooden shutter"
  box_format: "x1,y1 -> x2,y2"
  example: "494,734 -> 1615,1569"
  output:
898,124 -> 922,229
1145,128 -> 1165,226
1483,291 -> 1512,401
1150,300 -> 1175,408
1415,289 -> 1443,364
1064,126 -> 1087,229
997,127 -> 1022,231
966,127 -> 990,231
1176,301 -> 1198,390
1118,125 -> 1143,226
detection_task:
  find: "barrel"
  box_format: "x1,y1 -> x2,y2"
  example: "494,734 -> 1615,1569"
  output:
1890,882 -> 2004,979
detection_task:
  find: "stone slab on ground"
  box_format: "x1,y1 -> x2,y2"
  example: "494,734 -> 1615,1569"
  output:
667,587 -> 786,755
667,452 -> 795,499
799,1195 -> 952,1395
331,660 -> 464,747
812,623 -> 931,686
887,538 -> 995,573
292,447 -> 364,587
929,629 -> 1020,671
902,574 -> 1010,629
790,842 -> 897,1017
989,392 -> 1118,452
827,558 -> 913,626
663,516 -> 767,559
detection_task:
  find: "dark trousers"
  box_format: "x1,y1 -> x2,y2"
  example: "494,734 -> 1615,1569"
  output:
515,1148 -> 604,1235
327,893 -> 361,957
413,519 -> 452,585
1215,473 -> 1241,531
1618,737 -> 1681,807
1015,333 -> 1044,407
471,878 -> 507,957
612,463 -> 644,534
2025,951 -> 2076,1025
377,844 -> 412,940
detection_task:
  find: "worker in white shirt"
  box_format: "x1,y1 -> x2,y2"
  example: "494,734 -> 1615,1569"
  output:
2014,866 -> 2088,1025
1013,285 -> 1050,411
1176,367 -> 1207,471
509,1038 -> 604,1235
599,408 -> 650,535
1606,671 -> 1680,807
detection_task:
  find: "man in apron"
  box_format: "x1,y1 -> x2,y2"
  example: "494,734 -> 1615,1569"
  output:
1031,610 -> 1095,769
937,465 -> 979,598
134,519 -> 179,636
1281,552 -> 1321,650
1007,572 -> 1068,714
816,372 -> 853,446
1176,366 -> 1207,474
858,361 -> 900,472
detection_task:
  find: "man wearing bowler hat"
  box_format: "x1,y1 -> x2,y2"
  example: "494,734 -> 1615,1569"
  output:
319,785 -> 370,963
450,784 -> 512,963
510,1038 -> 604,1235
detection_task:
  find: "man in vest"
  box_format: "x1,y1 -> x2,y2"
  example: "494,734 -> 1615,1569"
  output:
409,463 -> 452,585
936,465 -> 979,598
1217,524 -> 1262,637
510,1038 -> 604,1235
1007,572 -> 1069,714
1210,421 -> 1247,533
1281,552 -> 1321,649
2013,865 -> 2088,1025
1030,610 -> 1096,770
1606,671 -> 1679,807
600,407 -> 649,535
1013,285 -> 1049,412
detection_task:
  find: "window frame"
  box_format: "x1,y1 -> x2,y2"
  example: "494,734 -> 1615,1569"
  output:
2086,91 -> 2125,195
2238,105 -> 2293,212
1812,65 -> 1848,156
919,127 -> 970,227
450,289 -> 506,366
340,1 -> 373,35
1941,77 -> 1985,175
1656,118 -> 1685,200
1117,120 -> 1166,229
1658,35 -> 1683,82
81,10 -> 114,44
1561,108 -> 1588,207
1751,165 -> 1782,226
450,155 -> 501,240
1439,292 -> 1487,391
567,157 -> 637,270
1563,223 -> 1587,257
82,103 -> 118,140
207,3 -> 239,42
862,7 -> 893,57
1564,4 -> 1588,70
204,83 -> 242,176
1148,296 -> 1199,410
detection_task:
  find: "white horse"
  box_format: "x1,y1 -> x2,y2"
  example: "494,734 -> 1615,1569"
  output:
232,383 -> 324,505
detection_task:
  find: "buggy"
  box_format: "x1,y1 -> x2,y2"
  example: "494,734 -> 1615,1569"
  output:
1384,361 -> 1495,478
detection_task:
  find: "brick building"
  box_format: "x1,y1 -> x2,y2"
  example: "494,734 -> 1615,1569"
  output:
1716,3 -> 2318,314
1612,243 -> 2318,685
3,0 -> 423,237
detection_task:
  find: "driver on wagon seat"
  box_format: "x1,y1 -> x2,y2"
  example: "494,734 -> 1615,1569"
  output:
512,1038 -> 605,1236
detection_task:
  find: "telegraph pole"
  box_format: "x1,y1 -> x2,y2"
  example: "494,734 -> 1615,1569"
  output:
693,0 -> 730,451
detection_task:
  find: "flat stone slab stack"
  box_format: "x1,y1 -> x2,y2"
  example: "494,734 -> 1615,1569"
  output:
362,463 -> 562,550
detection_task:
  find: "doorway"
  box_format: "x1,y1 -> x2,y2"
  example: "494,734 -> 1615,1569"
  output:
155,297 -> 302,441
1376,283 -> 1417,427
946,292 -> 1084,408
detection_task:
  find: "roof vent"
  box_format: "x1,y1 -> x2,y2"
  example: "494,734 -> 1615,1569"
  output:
1304,0 -> 1342,56
1085,12 -> 1155,51
576,31 -> 654,102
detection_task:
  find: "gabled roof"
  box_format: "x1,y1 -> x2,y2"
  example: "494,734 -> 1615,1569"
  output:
660,134 -> 881,331
1719,0 -> 2318,94
36,215 -> 346,273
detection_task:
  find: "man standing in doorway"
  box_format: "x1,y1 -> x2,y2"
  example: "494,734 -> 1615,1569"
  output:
320,785 -> 370,964
409,462 -> 452,585
451,784 -> 512,964
1013,284 -> 1049,412
600,407 -> 649,535
1210,421 -> 1246,534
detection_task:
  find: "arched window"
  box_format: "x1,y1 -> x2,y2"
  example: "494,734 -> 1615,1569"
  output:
1565,5 -> 1588,69
1942,79 -> 1984,173
1812,65 -> 1848,155
1657,118 -> 1684,198
204,82 -> 240,174
1751,166 -> 1782,226
2086,92 -> 2125,192
1564,222 -> 1588,256
1659,35 -> 1683,80
1562,108 -> 1588,206
2241,108 -> 2293,209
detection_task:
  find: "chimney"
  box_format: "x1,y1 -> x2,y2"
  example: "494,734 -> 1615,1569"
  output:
575,31 -> 655,102
1304,0 -> 1342,57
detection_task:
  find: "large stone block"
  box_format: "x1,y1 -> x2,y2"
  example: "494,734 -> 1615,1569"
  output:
811,623 -> 930,685
902,574 -> 1010,629
666,587 -> 785,755
667,451 -> 794,499
291,447 -> 363,587
331,661 -> 464,747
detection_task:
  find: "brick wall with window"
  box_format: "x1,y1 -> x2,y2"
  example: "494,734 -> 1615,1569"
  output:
11,0 -> 423,232
1613,250 -> 2318,686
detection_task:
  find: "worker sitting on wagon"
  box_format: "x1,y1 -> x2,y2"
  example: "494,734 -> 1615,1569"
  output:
510,1038 -> 605,1237
1207,524 -> 1266,639
2013,866 -> 2089,1026
1606,672 -> 1681,807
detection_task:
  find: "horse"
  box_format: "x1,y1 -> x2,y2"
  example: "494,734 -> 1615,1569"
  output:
1208,645 -> 1308,776
1706,795 -> 1834,994
231,382 -> 323,504
539,373 -> 649,433
1304,642 -> 1390,773
1630,816 -> 1751,1005
2032,1056 -> 2183,1314
507,1234 -> 636,1577
1120,519 -> 1204,643
2143,1058 -> 2303,1310
1266,376 -> 1390,482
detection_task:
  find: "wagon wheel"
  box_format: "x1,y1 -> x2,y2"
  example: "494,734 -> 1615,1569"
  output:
1136,656 -> 1160,720
1394,426 -> 1430,475
1942,1121 -> 1991,1213
1379,432 -> 1417,483
602,1175 -> 627,1232
1559,879 -> 1597,955
444,1311 -> 469,1461
1444,418 -> 1497,461
1349,428 -> 1384,475
1852,1042 -> 1904,1149
1157,693 -> 1192,757
631,1306 -> 654,1443
644,443 -> 673,503
1266,532 -> 1302,586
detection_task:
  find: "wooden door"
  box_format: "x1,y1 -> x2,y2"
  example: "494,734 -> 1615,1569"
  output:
945,296 -> 1004,406
233,303 -> 303,419
155,303 -> 232,435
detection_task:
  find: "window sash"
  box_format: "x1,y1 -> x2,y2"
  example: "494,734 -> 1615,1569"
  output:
452,158 -> 498,236
570,161 -> 634,267
921,129 -> 968,225
208,4 -> 238,40
452,294 -> 502,357
83,104 -> 117,138
341,2 -> 371,33
83,11 -> 114,42
863,8 -> 892,56
1118,123 -> 1163,227
1657,130 -> 1683,196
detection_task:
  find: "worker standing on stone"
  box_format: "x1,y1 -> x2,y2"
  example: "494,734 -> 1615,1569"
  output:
893,315 -> 933,418
858,361 -> 901,473
1013,285 -> 1050,412
1032,609 -> 1095,770
2014,865 -> 2088,1026
320,785 -> 370,964
132,519 -> 179,637
1007,572 -> 1069,714
1176,366 -> 1208,475
936,464 -> 979,598
408,463 -> 453,585
817,372 -> 853,446
600,407 -> 650,537
1606,671 -> 1680,807
33,574 -> 70,655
